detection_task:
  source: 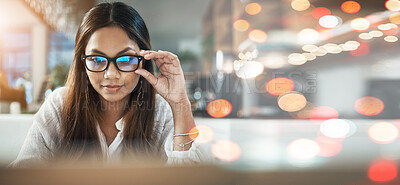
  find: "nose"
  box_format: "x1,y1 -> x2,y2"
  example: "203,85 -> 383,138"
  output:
104,61 -> 121,79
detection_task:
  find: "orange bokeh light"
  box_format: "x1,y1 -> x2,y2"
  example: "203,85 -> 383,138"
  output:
206,99 -> 232,118
277,91 -> 307,112
233,19 -> 250,32
248,29 -> 268,43
368,160 -> 398,182
309,106 -> 339,121
368,122 -> 399,144
312,7 -> 331,19
245,2 -> 262,15
341,1 -> 361,14
266,77 -> 295,96
354,96 -> 384,116
211,140 -> 241,161
350,42 -> 369,56
386,0 -> 400,12
189,125 -> 214,143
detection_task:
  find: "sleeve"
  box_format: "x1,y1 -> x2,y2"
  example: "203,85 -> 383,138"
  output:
155,95 -> 214,165
9,87 -> 65,168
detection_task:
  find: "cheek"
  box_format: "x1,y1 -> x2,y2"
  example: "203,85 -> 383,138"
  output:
86,71 -> 102,87
122,73 -> 140,90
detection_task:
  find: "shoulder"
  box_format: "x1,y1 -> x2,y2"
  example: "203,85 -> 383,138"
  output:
154,94 -> 173,124
33,86 -> 68,129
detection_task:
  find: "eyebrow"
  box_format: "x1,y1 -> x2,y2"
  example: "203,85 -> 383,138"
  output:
90,47 -> 137,57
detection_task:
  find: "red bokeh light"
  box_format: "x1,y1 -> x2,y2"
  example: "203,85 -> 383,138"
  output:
350,42 -> 369,56
312,7 -> 331,19
341,1 -> 361,14
383,27 -> 400,35
266,77 -> 295,96
309,106 -> 339,122
368,160 -> 398,182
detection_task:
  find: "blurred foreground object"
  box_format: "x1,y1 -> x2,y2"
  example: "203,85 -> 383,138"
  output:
1,164 -> 397,185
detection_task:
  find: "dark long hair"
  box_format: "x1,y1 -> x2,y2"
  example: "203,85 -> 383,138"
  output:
57,2 -> 156,162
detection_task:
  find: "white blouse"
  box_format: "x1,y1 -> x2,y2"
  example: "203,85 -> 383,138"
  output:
10,87 -> 209,167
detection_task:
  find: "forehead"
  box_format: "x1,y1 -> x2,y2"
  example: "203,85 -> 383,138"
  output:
85,26 -> 140,56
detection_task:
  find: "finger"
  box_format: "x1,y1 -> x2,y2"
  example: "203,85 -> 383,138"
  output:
158,50 -> 180,67
140,50 -> 180,68
135,69 -> 158,87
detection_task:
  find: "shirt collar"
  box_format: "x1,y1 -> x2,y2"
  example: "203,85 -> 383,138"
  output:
115,117 -> 124,131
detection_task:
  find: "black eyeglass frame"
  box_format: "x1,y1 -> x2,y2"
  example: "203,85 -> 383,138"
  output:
81,55 -> 144,72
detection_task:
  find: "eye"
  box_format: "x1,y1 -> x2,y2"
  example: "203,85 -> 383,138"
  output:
89,56 -> 107,63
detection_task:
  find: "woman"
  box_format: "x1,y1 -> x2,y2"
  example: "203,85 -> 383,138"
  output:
11,2 -> 208,167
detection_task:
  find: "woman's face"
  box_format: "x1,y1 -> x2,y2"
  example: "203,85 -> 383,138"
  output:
85,26 -> 141,103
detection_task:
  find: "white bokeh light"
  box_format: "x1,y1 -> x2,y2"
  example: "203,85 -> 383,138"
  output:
320,119 -> 351,139
319,15 -> 339,28
298,28 -> 320,44
287,139 -> 320,160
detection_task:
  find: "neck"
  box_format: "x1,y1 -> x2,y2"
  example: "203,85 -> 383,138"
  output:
99,96 -> 130,123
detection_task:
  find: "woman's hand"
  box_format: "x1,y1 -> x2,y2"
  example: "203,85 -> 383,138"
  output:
136,50 -> 196,151
135,50 -> 190,107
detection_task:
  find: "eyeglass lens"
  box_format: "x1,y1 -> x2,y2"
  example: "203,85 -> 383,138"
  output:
85,56 -> 139,72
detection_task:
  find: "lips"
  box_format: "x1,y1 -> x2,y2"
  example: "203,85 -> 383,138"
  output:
103,85 -> 123,88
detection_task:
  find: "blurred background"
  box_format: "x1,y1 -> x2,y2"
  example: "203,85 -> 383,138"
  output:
2,0 -> 400,184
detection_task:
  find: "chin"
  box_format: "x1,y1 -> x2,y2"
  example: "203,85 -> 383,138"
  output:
100,94 -> 125,103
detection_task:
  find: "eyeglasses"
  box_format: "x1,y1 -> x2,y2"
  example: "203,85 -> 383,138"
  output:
81,55 -> 144,72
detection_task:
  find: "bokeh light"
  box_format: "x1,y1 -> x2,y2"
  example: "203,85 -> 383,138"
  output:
288,53 -> 307,65
266,77 -> 295,96
354,96 -> 384,116
302,53 -> 316,61
350,18 -> 370,31
322,43 -> 342,54
341,1 -> 361,14
369,30 -> 383,37
368,122 -> 399,144
287,139 -> 320,160
189,125 -> 214,143
378,23 -> 392,31
277,91 -> 307,112
248,29 -> 268,43
312,7 -> 331,19
206,99 -> 232,118
386,0 -> 400,12
311,47 -> 328,56
211,140 -> 241,162
319,15 -> 339,29
234,61 -> 264,79
233,19 -> 250,32
291,0 -> 310,11
309,106 -> 339,121
302,44 -> 319,52
320,119 -> 350,139
359,32 -> 373,40
350,42 -> 369,56
298,28 -> 320,44
315,138 -> 342,157
384,35 -> 399,42
245,2 -> 262,15
368,160 -> 398,182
